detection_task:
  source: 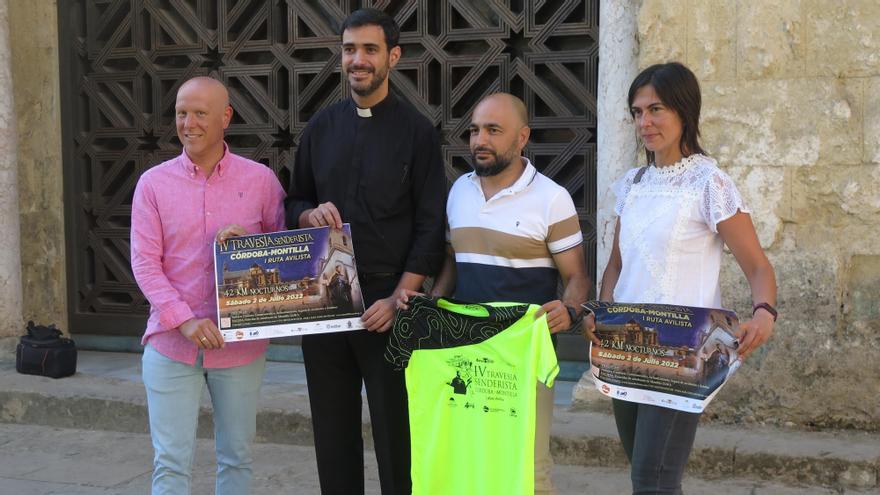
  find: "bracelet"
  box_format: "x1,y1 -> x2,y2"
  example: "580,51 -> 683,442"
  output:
752,302 -> 778,322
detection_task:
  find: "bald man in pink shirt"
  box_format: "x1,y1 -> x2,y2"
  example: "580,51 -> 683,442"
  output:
131,77 -> 284,494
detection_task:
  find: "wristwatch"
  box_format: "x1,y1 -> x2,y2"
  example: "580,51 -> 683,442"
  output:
752,302 -> 778,322
565,305 -> 584,329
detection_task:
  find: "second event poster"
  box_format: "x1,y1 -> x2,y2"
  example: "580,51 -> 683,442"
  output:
584,301 -> 742,413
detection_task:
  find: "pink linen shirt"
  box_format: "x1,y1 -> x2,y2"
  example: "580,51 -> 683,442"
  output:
131,145 -> 285,368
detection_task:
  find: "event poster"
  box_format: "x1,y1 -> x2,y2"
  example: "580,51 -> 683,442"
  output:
213,225 -> 365,341
583,301 -> 742,413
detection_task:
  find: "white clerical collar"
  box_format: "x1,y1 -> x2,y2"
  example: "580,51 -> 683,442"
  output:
356,107 -> 372,118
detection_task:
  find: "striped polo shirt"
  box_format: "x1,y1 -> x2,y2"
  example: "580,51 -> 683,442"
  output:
448,159 -> 583,305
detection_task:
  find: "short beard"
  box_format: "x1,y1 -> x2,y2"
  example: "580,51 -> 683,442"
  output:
349,66 -> 389,97
472,153 -> 514,177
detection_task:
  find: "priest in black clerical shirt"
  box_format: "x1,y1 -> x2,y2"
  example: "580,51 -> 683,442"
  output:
284,8 -> 445,495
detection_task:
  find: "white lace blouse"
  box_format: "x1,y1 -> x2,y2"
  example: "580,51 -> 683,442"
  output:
611,154 -> 749,308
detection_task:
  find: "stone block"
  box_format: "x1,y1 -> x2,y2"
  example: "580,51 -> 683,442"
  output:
838,464 -> 879,490
718,254 -> 752,315
702,78 -> 863,167
771,249 -> 841,327
686,0 -> 736,81
865,77 -> 880,164
844,255 -> 880,322
805,0 -> 880,77
724,165 -> 785,248
8,1 -> 66,329
0,336 -> 16,361
789,166 -> 880,253
710,323 -> 880,430
687,37 -> 736,82
720,247 -> 840,331
7,0 -> 56,49
0,0 -> 23,338
737,0 -> 806,79
714,248 -> 880,430
570,372 -> 613,414
708,250 -> 880,430
638,0 -> 687,66
728,453 -> 876,490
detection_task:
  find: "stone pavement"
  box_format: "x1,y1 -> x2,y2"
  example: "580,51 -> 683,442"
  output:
0,350 -> 877,494
0,424 -> 871,495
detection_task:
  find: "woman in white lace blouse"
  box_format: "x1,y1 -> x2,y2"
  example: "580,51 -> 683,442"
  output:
595,62 -> 777,494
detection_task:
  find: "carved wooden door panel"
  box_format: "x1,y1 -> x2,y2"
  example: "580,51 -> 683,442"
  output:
59,0 -> 597,361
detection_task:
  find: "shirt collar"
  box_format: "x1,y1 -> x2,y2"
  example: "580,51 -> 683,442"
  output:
179,142 -> 232,178
352,92 -> 397,119
467,157 -> 537,199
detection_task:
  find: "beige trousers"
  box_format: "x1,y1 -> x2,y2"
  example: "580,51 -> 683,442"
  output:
534,381 -> 557,494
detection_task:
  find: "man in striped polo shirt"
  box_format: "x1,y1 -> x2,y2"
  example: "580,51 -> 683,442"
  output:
425,92 -> 590,493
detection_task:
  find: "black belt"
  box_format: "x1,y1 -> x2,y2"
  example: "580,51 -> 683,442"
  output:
359,272 -> 401,284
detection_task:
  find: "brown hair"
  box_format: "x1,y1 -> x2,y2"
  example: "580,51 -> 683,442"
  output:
628,62 -> 707,164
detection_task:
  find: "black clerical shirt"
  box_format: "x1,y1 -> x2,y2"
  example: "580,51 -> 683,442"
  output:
285,93 -> 446,277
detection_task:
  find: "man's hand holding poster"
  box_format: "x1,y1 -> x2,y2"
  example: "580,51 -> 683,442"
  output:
583,301 -> 742,413
214,224 -> 365,341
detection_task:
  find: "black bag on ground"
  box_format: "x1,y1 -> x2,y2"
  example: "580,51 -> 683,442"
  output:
16,321 -> 77,378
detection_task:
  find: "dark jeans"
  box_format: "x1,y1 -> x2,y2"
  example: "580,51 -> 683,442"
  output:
612,399 -> 701,495
302,277 -> 411,495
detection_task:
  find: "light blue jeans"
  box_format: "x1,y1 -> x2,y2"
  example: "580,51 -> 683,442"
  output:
142,344 -> 266,495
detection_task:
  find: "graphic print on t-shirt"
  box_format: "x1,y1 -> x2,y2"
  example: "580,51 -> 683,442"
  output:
387,296 -> 558,495
448,370 -> 470,395
441,352 -> 522,417
385,297 -> 530,369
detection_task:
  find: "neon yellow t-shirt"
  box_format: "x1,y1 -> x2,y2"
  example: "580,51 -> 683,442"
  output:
386,297 -> 559,495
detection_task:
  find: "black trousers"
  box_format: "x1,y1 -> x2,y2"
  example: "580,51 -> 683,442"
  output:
302,277 -> 411,495
612,399 -> 701,495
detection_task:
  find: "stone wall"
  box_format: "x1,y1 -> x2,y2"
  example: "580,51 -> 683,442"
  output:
637,0 -> 880,430
8,0 -> 67,335
0,0 -> 23,338
3,0 -> 877,430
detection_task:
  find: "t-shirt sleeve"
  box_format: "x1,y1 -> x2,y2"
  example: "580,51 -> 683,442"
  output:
700,169 -> 751,233
611,167 -> 641,216
533,313 -> 560,388
546,188 -> 582,254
